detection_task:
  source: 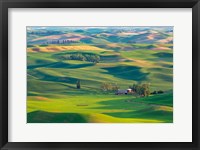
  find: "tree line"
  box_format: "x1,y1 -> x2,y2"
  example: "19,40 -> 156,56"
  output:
100,82 -> 164,97
76,80 -> 164,97
99,82 -> 151,97
60,53 -> 100,63
130,83 -> 164,97
46,39 -> 79,44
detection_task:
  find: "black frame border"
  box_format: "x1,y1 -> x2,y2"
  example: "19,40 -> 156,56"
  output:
0,0 -> 199,149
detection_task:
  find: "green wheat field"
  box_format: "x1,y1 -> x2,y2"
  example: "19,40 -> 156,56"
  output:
27,26 -> 173,123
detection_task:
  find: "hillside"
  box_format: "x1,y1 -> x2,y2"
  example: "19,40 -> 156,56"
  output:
27,26 -> 173,123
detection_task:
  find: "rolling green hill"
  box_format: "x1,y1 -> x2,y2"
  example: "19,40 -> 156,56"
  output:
27,27 -> 173,123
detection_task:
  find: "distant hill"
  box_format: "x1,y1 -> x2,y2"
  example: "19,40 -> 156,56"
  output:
27,26 -> 173,46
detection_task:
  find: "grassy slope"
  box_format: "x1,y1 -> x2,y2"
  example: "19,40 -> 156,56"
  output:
28,93 -> 172,123
27,44 -> 173,123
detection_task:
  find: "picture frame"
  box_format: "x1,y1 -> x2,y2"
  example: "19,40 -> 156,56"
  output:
0,0 -> 199,149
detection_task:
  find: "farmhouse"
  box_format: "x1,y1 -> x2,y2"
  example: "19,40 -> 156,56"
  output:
115,89 -> 133,95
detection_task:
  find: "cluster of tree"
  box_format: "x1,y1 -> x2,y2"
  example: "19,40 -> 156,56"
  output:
150,90 -> 164,95
100,82 -> 120,92
130,83 -> 165,97
130,83 -> 150,97
61,53 -> 100,63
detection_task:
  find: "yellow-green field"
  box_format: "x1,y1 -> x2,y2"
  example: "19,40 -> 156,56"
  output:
28,93 -> 173,123
27,26 -> 173,123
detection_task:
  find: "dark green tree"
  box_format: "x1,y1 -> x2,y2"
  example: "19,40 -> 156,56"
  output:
130,83 -> 150,97
141,83 -> 150,97
131,83 -> 137,92
76,80 -> 81,89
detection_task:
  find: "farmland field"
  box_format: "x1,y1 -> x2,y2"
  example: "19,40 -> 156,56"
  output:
27,26 -> 173,123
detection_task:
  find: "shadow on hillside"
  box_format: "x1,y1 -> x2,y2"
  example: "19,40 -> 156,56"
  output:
153,52 -> 173,62
28,70 -> 78,84
89,98 -> 173,122
102,66 -> 148,81
153,52 -> 173,58
27,111 -> 87,123
103,109 -> 173,122
100,55 -> 122,63
160,63 -> 173,68
28,62 -> 94,70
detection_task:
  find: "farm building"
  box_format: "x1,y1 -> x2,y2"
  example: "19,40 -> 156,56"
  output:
115,89 -> 133,95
